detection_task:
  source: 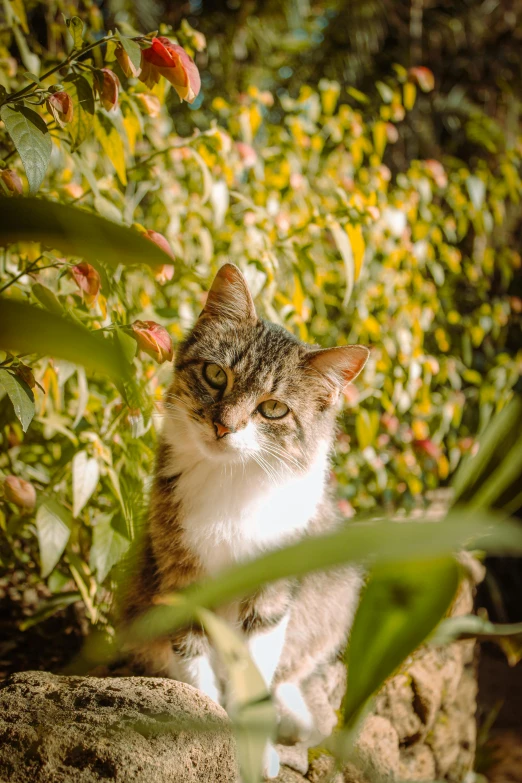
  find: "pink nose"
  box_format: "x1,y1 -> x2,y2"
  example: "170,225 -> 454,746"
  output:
214,421 -> 233,439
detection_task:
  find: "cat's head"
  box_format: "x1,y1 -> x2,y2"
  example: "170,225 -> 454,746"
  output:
165,264 -> 369,472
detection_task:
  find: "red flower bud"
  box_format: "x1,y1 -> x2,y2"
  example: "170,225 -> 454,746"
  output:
3,475 -> 36,511
47,90 -> 74,127
408,66 -> 435,93
71,263 -> 101,305
94,68 -> 120,111
413,439 -> 441,460
0,168 -> 23,195
140,37 -> 201,104
115,44 -> 141,79
130,320 -> 173,363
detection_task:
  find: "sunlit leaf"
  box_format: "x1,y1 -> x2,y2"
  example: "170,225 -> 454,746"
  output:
90,515 -> 131,582
72,450 -> 99,517
36,499 -> 71,578
93,112 -> 127,185
63,73 -> 95,151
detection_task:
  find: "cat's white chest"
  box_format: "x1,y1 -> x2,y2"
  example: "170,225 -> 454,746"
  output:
173,445 -> 329,575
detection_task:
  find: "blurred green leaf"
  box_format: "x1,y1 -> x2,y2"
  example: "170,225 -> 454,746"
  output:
343,557 -> 459,730
431,614 -> 522,666
116,32 -> 142,71
0,367 -> 35,431
0,299 -> 129,381
0,197 -> 172,268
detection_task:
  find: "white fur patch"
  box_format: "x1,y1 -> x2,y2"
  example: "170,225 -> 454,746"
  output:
162,409 -> 329,575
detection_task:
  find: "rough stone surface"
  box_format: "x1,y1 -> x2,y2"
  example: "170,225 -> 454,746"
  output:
0,670 -> 238,783
274,564 -> 483,783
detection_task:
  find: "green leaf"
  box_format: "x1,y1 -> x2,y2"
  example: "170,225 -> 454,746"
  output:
0,367 -> 35,432
36,499 -> 72,578
343,557 -> 459,730
63,73 -> 95,151
93,112 -> 127,185
431,614 -> 522,666
0,196 -> 174,268
197,607 -> 276,783
328,218 -> 354,306
0,105 -> 52,193
32,282 -> 64,314
0,299 -> 129,381
68,16 -> 84,49
72,450 -> 99,517
89,515 -> 131,583
19,592 -> 81,630
121,508 -> 522,648
116,32 -> 142,71
116,328 -> 138,363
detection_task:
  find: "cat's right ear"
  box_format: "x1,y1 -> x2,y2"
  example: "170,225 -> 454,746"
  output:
199,263 -> 257,323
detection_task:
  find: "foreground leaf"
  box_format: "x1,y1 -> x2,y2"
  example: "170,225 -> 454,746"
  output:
119,508 -> 522,648
36,500 -> 72,578
0,197 -> 173,268
0,300 -> 129,381
431,614 -> 522,666
0,105 -> 52,193
343,557 -> 459,730
0,367 -> 35,432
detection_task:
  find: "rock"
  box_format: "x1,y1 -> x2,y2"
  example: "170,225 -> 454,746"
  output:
373,675 -> 422,743
350,715 -> 400,782
0,670 -> 238,783
398,745 -> 436,780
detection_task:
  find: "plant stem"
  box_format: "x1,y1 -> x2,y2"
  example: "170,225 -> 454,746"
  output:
0,35 -> 115,108
0,255 -> 44,295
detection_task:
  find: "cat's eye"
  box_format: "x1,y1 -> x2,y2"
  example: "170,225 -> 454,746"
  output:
203,362 -> 227,389
257,399 -> 289,420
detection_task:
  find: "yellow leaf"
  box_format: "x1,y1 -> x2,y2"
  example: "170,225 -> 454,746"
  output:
403,82 -> 417,111
93,113 -> 127,185
372,121 -> 387,160
346,224 -> 365,280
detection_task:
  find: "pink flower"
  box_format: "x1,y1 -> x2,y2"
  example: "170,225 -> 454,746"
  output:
94,68 -> 120,111
46,90 -> 74,127
140,37 -> 201,104
130,320 -> 173,363
0,168 -> 23,195
413,439 -> 441,460
3,476 -> 36,511
71,263 -> 101,305
236,142 -> 257,169
408,67 -> 435,93
144,229 -> 175,259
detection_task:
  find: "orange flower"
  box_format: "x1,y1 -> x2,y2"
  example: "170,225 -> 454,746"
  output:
0,169 -> 23,195
71,263 -> 101,306
130,320 -> 173,363
140,37 -> 201,104
94,68 -> 120,111
46,90 -> 74,127
3,476 -> 36,511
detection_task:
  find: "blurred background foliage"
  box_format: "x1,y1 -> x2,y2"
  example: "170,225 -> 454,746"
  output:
0,0 -> 521,635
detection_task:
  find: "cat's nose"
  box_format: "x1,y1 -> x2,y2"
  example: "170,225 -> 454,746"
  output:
214,421 -> 235,439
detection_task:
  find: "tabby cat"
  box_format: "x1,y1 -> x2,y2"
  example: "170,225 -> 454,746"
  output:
122,263 -> 369,778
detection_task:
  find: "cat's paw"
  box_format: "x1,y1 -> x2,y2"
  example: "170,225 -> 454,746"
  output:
263,743 -> 280,779
275,682 -> 315,744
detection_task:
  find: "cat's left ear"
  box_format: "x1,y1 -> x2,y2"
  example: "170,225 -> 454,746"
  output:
306,345 -> 370,400
200,263 -> 257,323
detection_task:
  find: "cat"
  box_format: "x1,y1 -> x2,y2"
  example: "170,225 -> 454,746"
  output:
122,263 -> 369,778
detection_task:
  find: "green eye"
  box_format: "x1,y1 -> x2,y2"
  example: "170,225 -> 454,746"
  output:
203,363 -> 227,389
258,399 -> 289,420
